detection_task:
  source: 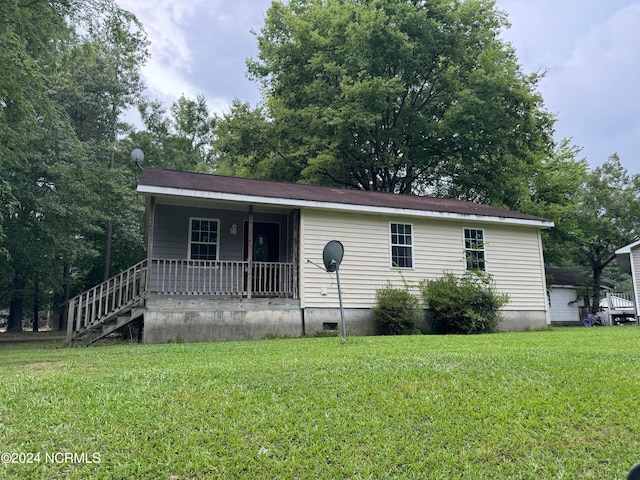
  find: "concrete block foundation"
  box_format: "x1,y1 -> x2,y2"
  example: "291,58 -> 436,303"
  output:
141,296 -> 548,343
143,297 -> 302,344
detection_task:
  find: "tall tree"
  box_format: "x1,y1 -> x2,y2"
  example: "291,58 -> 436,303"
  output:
127,94 -> 215,172
216,0 -> 553,202
568,155 -> 640,309
520,139 -> 589,266
0,0 -> 148,331
213,100 -> 297,180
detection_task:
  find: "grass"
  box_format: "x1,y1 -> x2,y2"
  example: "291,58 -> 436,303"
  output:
1,328 -> 640,479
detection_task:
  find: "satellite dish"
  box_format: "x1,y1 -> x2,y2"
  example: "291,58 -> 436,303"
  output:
321,240 -> 347,341
130,148 -> 144,168
322,240 -> 344,272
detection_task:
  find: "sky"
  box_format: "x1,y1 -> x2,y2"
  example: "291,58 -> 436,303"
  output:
116,0 -> 640,175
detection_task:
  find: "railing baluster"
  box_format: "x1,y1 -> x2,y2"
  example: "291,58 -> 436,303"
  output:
129,259 -> 294,298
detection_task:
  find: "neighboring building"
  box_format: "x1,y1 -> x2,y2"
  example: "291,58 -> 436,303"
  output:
546,267 -> 589,326
67,168 -> 554,345
614,240 -> 640,321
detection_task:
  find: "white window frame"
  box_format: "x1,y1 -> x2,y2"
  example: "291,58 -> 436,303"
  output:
463,227 -> 486,272
389,222 -> 414,269
188,217 -> 220,261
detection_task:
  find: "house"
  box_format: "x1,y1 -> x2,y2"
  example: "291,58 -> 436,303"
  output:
67,168 -> 554,345
614,240 -> 640,321
546,267 -> 590,326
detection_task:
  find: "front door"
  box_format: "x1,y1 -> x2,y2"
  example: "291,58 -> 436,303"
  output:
243,221 -> 280,262
243,222 -> 281,296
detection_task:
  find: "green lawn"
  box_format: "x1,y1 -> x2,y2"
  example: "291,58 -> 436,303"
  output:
1,327 -> 639,479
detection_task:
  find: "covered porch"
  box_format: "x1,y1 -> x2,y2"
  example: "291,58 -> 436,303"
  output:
67,196 -> 302,345
145,195 -> 300,299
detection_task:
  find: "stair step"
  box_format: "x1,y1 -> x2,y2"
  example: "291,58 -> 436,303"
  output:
71,307 -> 143,346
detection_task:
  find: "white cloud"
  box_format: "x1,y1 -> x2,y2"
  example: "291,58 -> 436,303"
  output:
116,0 -> 639,173
117,0 -> 206,101
545,3 -> 640,166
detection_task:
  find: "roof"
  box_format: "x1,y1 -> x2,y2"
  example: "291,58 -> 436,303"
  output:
137,168 -> 553,228
545,267 -> 589,287
545,267 -> 614,290
615,239 -> 640,255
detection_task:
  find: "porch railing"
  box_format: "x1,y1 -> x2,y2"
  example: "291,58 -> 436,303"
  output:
67,259 -> 147,342
606,291 -> 636,312
149,259 -> 296,298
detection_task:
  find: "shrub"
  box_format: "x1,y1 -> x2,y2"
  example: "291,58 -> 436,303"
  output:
421,271 -> 509,334
372,283 -> 422,335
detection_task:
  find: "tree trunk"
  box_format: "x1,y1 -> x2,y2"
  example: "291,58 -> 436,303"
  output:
59,263 -> 71,331
32,279 -> 40,332
591,267 -> 603,313
7,275 -> 25,333
104,220 -> 113,281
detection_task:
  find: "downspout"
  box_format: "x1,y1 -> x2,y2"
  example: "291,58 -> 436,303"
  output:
292,209 -> 302,334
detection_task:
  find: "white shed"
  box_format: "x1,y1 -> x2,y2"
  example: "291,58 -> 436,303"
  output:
546,268 -> 588,325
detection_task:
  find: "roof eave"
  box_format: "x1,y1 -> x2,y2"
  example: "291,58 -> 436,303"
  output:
615,239 -> 640,254
138,184 -> 554,229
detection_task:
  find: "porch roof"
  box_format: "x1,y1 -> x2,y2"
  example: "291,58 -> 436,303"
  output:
137,168 -> 553,228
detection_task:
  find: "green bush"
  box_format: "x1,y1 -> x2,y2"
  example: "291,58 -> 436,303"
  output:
421,271 -> 509,334
372,283 -> 422,335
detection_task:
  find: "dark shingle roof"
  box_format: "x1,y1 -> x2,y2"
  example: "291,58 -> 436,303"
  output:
545,267 -> 614,289
138,168 -> 551,224
545,267 -> 589,287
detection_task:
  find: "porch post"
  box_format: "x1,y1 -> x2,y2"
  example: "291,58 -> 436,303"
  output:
247,205 -> 254,298
292,209 -> 299,299
145,195 -> 156,295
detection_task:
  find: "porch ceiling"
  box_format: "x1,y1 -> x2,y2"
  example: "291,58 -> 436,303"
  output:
153,194 -> 294,214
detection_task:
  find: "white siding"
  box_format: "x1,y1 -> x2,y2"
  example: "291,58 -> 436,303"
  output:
482,224 -> 547,310
299,209 -> 547,311
548,287 -> 583,323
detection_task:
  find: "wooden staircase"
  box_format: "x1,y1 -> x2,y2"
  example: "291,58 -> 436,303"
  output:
67,260 -> 147,346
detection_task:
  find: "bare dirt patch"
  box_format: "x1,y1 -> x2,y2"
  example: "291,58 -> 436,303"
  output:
0,330 -> 66,343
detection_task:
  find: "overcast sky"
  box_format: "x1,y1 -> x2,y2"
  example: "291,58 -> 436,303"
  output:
116,0 -> 640,175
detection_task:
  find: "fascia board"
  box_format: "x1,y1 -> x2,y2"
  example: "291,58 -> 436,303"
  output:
137,184 -> 555,229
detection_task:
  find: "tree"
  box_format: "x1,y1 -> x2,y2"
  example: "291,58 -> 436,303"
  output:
519,139 -> 589,266
213,100 -> 302,180
568,155 -> 640,309
0,0 -> 148,331
217,0 -> 553,202
128,94 -> 215,172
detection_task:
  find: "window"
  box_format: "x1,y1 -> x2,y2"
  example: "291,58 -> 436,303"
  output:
390,223 -> 413,268
464,228 -> 486,271
189,218 -> 219,260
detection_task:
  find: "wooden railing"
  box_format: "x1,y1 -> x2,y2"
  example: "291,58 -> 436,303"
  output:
606,291 -> 636,311
149,259 -> 297,298
67,258 -> 297,341
67,260 -> 147,342
251,261 -> 296,297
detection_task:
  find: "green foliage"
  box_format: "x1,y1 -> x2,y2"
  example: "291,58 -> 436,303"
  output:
130,94 -> 216,172
371,282 -> 422,335
568,155 -> 640,305
520,139 -> 589,266
234,0 -> 553,200
421,271 -> 509,334
0,0 -> 148,328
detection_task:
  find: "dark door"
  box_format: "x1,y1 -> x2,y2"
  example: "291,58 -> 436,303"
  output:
243,222 -> 280,262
